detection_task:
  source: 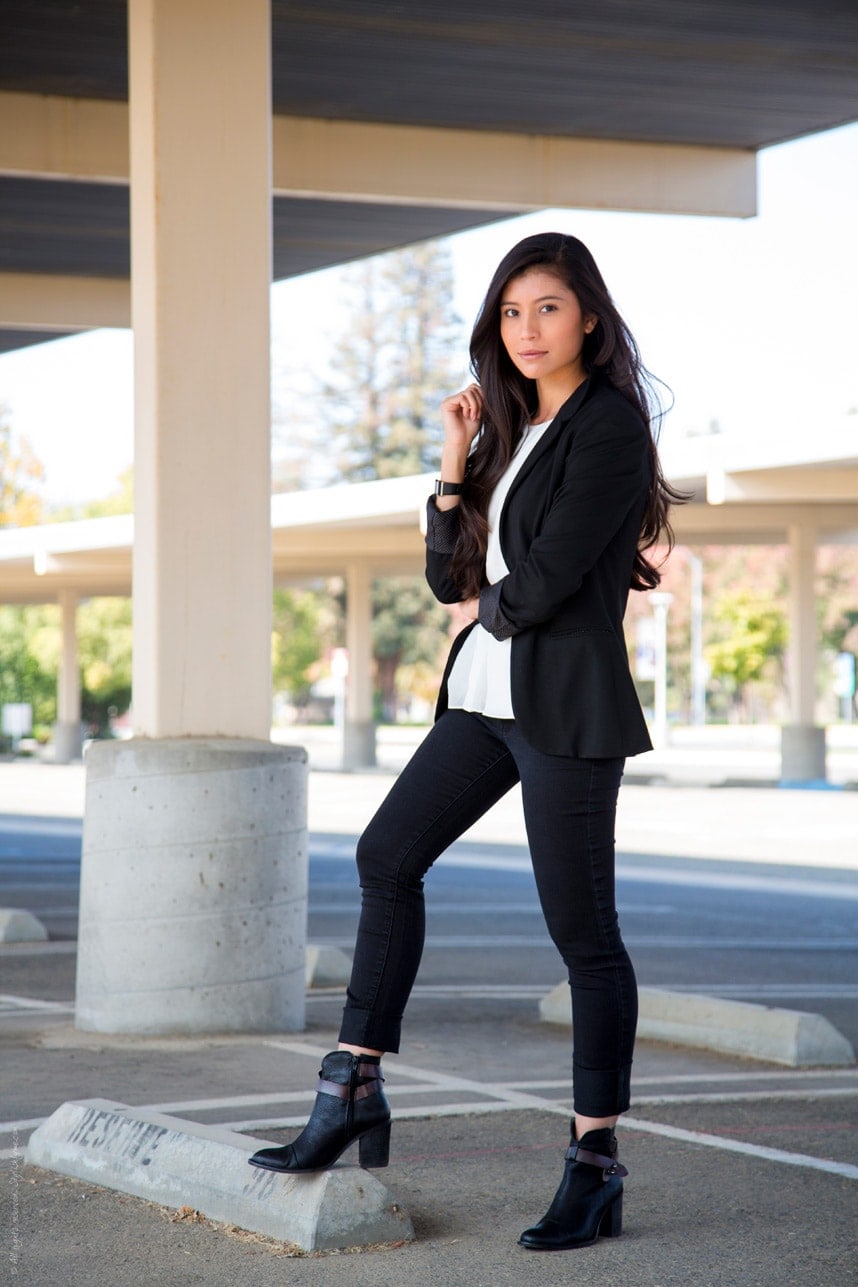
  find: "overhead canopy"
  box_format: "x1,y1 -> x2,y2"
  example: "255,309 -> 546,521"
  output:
2,425 -> 857,606
2,0 -> 857,352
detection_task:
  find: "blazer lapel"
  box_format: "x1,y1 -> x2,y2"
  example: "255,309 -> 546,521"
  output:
502,372 -> 594,508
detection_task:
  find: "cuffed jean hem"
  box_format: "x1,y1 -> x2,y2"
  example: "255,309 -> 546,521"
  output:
572,1061 -> 632,1118
339,1007 -> 402,1055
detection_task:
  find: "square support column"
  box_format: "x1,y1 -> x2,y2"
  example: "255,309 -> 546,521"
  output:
129,0 -> 273,738
782,521 -> 826,782
344,562 -> 376,768
74,1 -> 308,1038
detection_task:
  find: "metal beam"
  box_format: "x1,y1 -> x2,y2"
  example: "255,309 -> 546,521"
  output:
0,272 -> 130,330
0,91 -> 758,218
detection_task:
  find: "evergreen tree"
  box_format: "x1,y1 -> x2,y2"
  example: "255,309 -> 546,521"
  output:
272,239 -> 467,720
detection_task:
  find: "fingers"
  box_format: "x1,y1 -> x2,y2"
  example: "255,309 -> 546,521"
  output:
443,383 -> 483,421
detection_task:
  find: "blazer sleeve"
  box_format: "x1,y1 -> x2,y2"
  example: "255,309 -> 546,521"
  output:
424,496 -> 464,604
478,406 -> 650,641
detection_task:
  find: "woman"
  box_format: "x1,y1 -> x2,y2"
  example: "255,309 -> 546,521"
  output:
249,231 -> 679,1252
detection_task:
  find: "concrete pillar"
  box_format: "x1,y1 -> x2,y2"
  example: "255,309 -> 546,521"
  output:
75,0 -> 307,1036
781,522 -> 826,782
129,0 -> 272,738
53,589 -> 83,763
77,739 -> 308,1034
343,562 -> 376,769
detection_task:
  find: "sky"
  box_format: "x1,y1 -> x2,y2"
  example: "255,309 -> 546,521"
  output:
1,121 -> 856,506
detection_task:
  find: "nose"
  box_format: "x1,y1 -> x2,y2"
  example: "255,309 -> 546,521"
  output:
520,310 -> 539,338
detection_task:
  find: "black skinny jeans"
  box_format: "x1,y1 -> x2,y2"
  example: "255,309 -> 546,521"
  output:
338,708 -> 638,1117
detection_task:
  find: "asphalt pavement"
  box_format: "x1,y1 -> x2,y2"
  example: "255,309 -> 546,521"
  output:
1,738 -> 857,1286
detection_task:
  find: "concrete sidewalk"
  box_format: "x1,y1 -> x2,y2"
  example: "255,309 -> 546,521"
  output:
3,737 -> 857,870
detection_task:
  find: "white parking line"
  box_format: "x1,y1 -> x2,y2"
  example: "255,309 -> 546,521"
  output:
621,1116 -> 858,1180
0,994 -> 74,1012
262,1040 -> 858,1181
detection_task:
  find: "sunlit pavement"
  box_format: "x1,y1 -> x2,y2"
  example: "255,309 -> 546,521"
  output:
1,737 -> 856,1286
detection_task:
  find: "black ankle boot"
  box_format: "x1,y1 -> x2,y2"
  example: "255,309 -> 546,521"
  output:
518,1126 -> 628,1251
247,1051 -> 390,1173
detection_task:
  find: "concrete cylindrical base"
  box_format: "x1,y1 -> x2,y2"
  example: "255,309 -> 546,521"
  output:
76,738 -> 308,1035
53,721 -> 84,765
343,720 -> 376,770
780,724 -> 827,783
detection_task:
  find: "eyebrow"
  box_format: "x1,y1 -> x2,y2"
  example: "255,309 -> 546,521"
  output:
500,294 -> 566,306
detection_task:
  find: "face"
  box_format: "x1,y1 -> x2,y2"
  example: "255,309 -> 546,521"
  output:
499,268 -> 596,390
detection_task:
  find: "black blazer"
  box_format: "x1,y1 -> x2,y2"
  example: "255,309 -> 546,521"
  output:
425,372 -> 653,758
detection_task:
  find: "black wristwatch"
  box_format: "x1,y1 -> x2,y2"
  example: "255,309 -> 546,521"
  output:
434,480 -> 464,496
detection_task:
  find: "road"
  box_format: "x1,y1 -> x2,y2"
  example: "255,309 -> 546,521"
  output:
2,808 -> 856,1052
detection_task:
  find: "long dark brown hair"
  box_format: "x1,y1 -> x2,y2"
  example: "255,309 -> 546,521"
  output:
450,231 -> 683,599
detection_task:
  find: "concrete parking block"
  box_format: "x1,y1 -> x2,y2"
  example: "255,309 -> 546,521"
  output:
26,1099 -> 414,1252
0,907 -> 48,942
539,982 -> 856,1067
305,944 -> 352,987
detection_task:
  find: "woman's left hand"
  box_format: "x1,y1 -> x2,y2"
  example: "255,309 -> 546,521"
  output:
459,596 -> 480,622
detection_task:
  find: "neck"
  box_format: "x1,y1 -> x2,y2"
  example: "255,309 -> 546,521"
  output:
534,369 -> 588,423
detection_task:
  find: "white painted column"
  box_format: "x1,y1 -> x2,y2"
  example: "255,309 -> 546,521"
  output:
53,589 -> 82,763
344,562 -> 376,768
782,521 -> 826,781
77,0 -> 308,1036
129,0 -> 272,737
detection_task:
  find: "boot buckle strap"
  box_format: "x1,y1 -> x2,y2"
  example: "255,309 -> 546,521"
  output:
317,1076 -> 383,1101
564,1143 -> 629,1178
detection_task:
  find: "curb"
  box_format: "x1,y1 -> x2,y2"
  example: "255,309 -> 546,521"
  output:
539,983 -> 856,1068
26,1099 -> 414,1252
0,907 -> 48,943
305,944 -> 352,987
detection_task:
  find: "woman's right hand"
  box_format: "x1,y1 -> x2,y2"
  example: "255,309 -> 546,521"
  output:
441,383 -> 484,450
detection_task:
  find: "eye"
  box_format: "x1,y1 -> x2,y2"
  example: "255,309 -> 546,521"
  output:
502,307 -> 518,318
540,303 -> 558,313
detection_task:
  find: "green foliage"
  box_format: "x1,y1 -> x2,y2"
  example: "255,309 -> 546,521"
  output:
705,587 -> 787,701
372,577 -> 449,720
272,589 -> 327,701
0,599 -> 133,739
0,605 -> 59,730
78,598 -> 133,732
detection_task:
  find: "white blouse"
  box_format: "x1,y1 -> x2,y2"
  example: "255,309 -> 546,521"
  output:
446,419 -> 553,718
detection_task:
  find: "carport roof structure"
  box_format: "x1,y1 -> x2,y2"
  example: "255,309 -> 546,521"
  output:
1,428 -> 856,606
2,0 -> 858,351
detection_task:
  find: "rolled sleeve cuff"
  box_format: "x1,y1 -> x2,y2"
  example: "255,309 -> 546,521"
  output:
478,580 -> 518,641
425,496 -> 461,553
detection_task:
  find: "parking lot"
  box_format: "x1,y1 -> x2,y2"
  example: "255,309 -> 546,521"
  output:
1,750 -> 856,1286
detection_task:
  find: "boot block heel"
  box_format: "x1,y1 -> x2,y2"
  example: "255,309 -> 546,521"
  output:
599,1192 -> 622,1238
358,1121 -> 391,1168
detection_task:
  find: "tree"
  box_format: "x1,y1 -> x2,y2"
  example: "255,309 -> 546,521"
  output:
371,577 -> 449,721
705,587 -> 788,720
0,406 -> 45,527
0,605 -> 58,736
319,240 -> 467,483
272,240 -> 466,721
78,598 -> 133,733
271,588 -> 330,705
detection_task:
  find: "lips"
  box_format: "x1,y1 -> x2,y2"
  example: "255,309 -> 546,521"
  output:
518,351 -> 547,359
